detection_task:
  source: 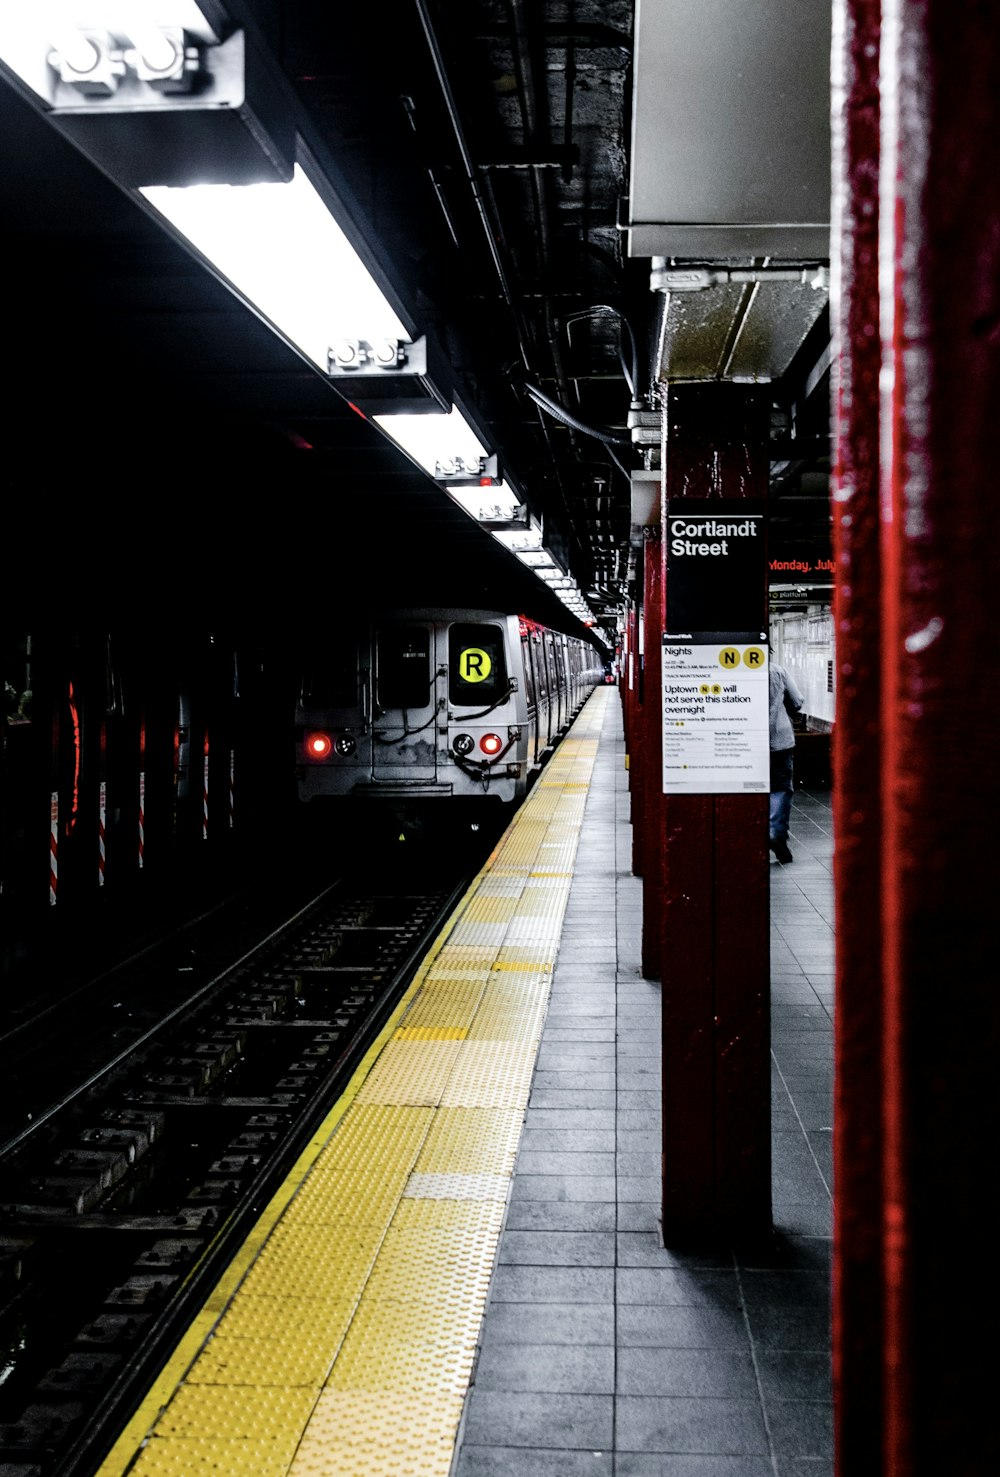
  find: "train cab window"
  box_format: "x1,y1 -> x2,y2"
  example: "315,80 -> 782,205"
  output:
377,624 -> 432,709
448,623 -> 508,706
300,636 -> 361,711
300,662 -> 359,710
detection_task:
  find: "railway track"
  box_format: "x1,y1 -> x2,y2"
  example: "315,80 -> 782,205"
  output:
0,831 -> 492,1476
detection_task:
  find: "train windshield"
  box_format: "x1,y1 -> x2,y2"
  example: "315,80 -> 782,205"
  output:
377,624 -> 432,709
449,623 -> 508,705
299,641 -> 360,711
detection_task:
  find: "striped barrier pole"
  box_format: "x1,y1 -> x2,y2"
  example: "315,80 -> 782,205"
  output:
98,780 -> 107,887
49,792 -> 58,906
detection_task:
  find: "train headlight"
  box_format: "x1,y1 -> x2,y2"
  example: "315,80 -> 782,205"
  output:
334,735 -> 357,757
305,731 -> 332,760
479,733 -> 503,756
452,733 -> 475,755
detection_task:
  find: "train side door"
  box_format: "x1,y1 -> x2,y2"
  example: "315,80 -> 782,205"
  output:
520,627 -> 540,765
539,631 -> 556,750
552,634 -> 566,734
371,621 -> 439,782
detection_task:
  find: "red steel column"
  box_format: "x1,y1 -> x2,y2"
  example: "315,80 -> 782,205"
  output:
640,525 -> 663,978
878,3 -> 1000,1471
624,600 -> 639,811
659,384 -> 772,1243
630,587 -> 647,878
830,1 -> 884,1471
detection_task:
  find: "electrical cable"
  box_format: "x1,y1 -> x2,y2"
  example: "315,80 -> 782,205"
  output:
374,702 -> 439,744
455,680 -> 516,720
563,304 -> 641,399
523,381 -> 632,449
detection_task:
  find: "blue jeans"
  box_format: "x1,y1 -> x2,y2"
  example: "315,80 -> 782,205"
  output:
769,748 -> 794,841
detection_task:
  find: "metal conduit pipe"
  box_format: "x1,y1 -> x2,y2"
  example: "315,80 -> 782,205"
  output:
412,0 -> 534,370
507,0 -> 583,543
562,0 -> 577,185
651,259 -> 831,293
412,0 -> 576,560
504,7 -> 638,585
525,382 -> 632,447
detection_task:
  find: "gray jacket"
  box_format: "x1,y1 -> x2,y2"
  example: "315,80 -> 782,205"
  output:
769,661 -> 805,752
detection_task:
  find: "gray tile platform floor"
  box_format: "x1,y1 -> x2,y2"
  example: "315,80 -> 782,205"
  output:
452,692 -> 835,1477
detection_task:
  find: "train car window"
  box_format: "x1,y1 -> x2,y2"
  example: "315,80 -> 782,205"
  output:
300,637 -> 361,710
377,624 -> 432,709
533,635 -> 549,702
448,623 -> 508,705
521,635 -> 537,707
301,660 -> 357,709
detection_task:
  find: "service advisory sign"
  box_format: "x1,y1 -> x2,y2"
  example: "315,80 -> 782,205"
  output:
662,638 -> 769,794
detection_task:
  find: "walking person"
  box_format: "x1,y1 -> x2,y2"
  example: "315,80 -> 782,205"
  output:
769,658 -> 804,863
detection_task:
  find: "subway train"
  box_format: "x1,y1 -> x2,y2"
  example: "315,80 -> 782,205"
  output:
293,609 -> 605,823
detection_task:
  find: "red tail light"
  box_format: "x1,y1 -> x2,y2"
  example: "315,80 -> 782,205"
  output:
480,732 -> 503,756
305,731 -> 332,759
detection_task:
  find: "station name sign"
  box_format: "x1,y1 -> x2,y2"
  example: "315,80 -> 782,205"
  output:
665,500 -> 766,636
669,514 -> 759,556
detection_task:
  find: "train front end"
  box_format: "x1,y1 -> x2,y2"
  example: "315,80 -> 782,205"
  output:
295,612 -> 529,814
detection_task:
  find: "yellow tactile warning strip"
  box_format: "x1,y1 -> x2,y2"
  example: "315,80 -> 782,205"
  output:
97,685 -> 610,1477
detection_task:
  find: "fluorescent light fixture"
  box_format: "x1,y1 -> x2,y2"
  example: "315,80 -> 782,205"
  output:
372,405 -> 489,479
516,550 -> 558,570
0,2 -> 219,101
140,163 -> 411,372
448,485 -> 525,521
493,530 -> 543,554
